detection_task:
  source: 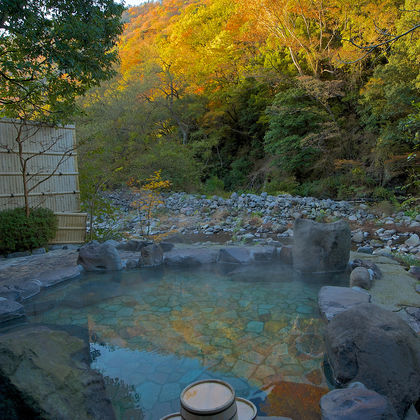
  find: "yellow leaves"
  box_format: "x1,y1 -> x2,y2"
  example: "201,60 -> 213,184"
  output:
144,170 -> 172,191
128,170 -> 171,239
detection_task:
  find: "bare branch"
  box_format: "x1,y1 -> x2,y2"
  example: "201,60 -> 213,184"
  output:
27,150 -> 75,193
343,24 -> 420,52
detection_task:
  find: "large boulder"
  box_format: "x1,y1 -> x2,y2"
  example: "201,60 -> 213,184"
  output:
139,244 -> 163,267
318,286 -> 371,322
78,241 -> 122,271
320,386 -> 398,420
325,303 -> 420,418
116,239 -> 151,252
0,325 -> 115,420
292,219 -> 351,273
164,248 -> 218,266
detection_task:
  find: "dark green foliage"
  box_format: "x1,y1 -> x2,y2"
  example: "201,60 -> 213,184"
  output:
0,0 -> 124,122
204,176 -> 225,195
264,87 -> 325,180
0,208 -> 58,254
224,157 -> 253,190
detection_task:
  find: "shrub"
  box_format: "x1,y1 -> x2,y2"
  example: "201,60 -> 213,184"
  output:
370,200 -> 397,217
264,177 -> 299,195
372,186 -> 397,202
0,208 -> 58,254
204,176 -> 225,195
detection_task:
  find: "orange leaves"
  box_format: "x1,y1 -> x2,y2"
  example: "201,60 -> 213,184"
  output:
117,0 -> 407,89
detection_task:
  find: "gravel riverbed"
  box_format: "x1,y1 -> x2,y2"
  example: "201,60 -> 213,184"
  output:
99,190 -> 420,261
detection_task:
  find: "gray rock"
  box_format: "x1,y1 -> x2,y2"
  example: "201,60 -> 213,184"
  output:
0,325 -> 115,420
325,303 -> 420,418
19,280 -> 41,300
164,248 -> 218,266
116,239 -> 151,252
318,286 -> 371,322
405,234 -> 419,247
372,247 -> 393,257
139,244 -> 163,267
0,298 -> 25,323
243,233 -> 255,242
350,259 -> 382,279
320,387 -> 398,420
350,267 -> 372,290
357,246 -> 373,255
218,247 -> 252,264
34,266 -> 82,288
404,307 -> 420,334
352,231 -> 364,243
78,241 -> 122,271
293,219 -> 351,273
104,239 -> 120,248
408,266 -> 420,280
0,286 -> 20,301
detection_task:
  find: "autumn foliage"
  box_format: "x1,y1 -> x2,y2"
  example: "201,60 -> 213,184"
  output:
77,0 -> 419,202
129,170 -> 171,239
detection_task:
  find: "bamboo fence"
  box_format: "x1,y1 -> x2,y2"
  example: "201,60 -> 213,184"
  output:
0,118 -> 86,243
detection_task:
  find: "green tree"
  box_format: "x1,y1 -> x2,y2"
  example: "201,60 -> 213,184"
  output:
0,0 -> 124,121
358,0 -> 420,190
0,0 -> 123,216
264,86 -> 333,180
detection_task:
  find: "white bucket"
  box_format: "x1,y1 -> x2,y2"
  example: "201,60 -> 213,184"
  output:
235,397 -> 257,420
180,379 -> 238,420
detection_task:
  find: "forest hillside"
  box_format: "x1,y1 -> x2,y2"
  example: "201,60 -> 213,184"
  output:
77,0 -> 419,204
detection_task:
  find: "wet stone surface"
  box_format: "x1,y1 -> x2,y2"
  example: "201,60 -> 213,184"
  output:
25,264 -> 347,419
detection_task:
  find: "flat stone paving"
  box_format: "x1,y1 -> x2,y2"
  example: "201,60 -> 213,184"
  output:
350,252 -> 420,311
0,249 -> 78,286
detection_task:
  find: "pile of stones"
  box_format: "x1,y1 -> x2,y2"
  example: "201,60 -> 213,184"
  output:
100,190 -> 420,261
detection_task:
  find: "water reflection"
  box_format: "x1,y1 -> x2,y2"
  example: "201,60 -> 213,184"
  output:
26,263 -> 346,418
91,342 -> 263,419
